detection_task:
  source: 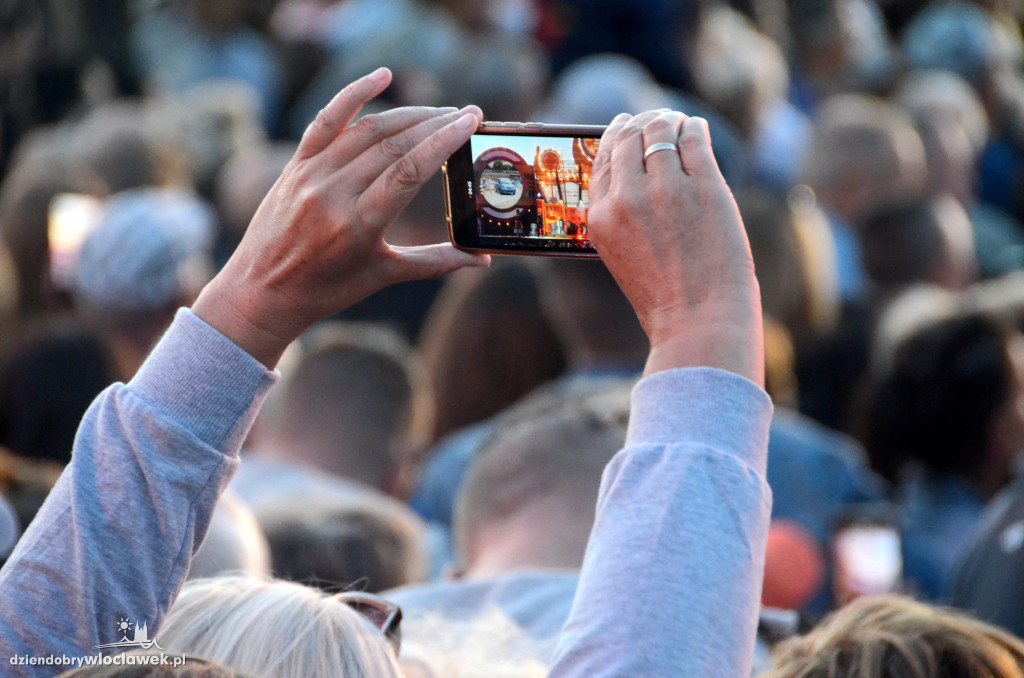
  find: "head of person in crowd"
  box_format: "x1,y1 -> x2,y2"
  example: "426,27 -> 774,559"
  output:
452,389 -> 629,578
160,576 -> 402,678
69,101 -> 180,194
893,70 -> 990,204
533,259 -> 648,371
256,489 -> 427,592
761,594 -> 1024,678
252,321 -> 433,497
56,655 -> 254,677
690,4 -> 789,140
0,317 -> 117,464
0,128 -> 105,318
901,1 -> 1023,123
534,53 -> 673,127
860,195 -> 978,294
186,489 -> 270,581
801,94 -> 927,228
440,32 -> 549,124
788,0 -> 895,105
417,261 -> 566,443
153,81 -> 266,197
860,311 -> 1024,493
72,187 -> 215,380
737,188 -> 840,339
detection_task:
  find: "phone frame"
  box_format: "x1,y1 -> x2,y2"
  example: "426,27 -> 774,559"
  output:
443,122 -> 607,258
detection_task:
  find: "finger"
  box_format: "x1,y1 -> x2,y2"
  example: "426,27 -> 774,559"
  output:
609,109 -> 671,191
357,111 -> 481,223
590,113 -> 631,202
296,67 -> 392,160
641,111 -> 686,175
345,105 -> 481,189
679,117 -> 720,179
385,243 -> 491,283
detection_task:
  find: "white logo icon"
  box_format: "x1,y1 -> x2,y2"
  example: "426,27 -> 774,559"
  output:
94,617 -> 163,651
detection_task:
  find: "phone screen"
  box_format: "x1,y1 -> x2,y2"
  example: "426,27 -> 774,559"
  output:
48,193 -> 104,292
444,125 -> 605,256
833,524 -> 903,605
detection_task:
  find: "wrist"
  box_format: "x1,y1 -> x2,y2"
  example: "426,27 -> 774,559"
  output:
190,273 -> 302,369
642,293 -> 764,385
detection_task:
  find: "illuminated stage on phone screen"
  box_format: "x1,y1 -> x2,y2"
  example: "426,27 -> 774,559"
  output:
471,134 -> 599,253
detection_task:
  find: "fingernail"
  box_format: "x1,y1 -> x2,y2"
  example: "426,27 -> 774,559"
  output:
455,113 -> 478,130
369,67 -> 389,81
438,107 -> 458,114
611,113 -> 631,124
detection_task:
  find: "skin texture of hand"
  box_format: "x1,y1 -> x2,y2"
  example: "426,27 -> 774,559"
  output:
191,68 -> 490,368
587,111 -> 764,385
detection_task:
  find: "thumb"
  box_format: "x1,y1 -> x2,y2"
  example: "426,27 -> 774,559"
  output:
387,243 -> 491,283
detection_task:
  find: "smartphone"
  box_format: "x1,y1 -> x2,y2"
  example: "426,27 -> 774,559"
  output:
48,193 -> 104,292
832,507 -> 903,606
443,122 -> 607,257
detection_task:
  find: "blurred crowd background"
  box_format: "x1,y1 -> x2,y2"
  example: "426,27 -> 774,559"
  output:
5,0 -> 1024,672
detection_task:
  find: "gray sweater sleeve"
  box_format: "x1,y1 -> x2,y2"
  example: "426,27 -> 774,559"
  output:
0,309 -> 277,673
548,368 -> 773,678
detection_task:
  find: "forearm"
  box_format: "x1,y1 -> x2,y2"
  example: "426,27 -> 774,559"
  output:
548,368 -> 773,677
0,310 -> 277,673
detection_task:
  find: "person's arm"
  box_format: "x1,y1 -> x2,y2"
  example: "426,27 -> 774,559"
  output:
548,112 -> 771,676
0,310 -> 276,668
0,67 -> 487,672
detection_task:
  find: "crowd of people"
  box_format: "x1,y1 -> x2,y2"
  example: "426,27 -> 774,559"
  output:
3,0 -> 1024,676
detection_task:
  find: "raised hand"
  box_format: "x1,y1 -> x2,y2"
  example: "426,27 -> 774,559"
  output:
192,68 -> 489,367
587,110 -> 763,383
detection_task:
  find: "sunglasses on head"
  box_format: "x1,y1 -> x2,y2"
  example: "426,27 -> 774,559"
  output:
335,591 -> 403,656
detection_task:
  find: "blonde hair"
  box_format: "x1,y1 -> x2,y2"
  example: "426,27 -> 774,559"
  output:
761,595 -> 1024,678
160,576 -> 401,678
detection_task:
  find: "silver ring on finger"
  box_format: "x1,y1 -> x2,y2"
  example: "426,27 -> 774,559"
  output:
643,142 -> 679,163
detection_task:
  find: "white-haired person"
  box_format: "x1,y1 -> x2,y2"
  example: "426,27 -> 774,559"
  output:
0,68 -> 770,677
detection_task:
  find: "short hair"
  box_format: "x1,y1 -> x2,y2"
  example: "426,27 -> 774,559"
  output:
761,595 -> 1024,678
535,259 -> 649,365
860,195 -> 975,291
160,576 -> 401,678
256,490 -> 427,592
417,262 -> 566,441
860,312 -> 1014,480
453,389 -> 629,569
262,321 -> 432,488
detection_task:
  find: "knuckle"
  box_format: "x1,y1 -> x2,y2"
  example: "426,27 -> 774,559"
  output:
392,154 -> 425,188
643,117 -> 674,136
353,113 -> 384,138
378,133 -> 411,159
